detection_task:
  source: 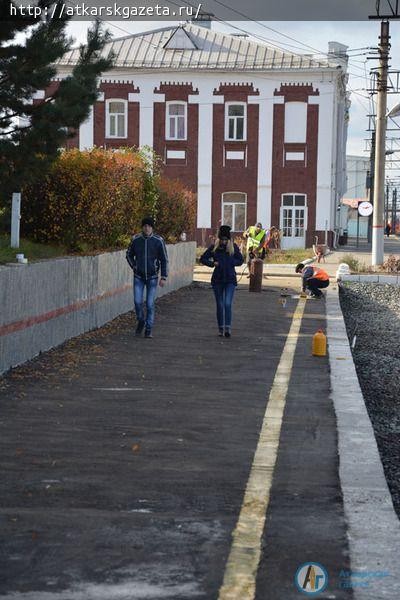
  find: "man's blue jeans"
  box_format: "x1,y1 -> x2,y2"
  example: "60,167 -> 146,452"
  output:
212,283 -> 236,330
134,276 -> 158,330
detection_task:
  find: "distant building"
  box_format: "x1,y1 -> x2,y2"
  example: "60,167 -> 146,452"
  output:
43,21 -> 350,247
341,155 -> 370,238
344,155 -> 370,200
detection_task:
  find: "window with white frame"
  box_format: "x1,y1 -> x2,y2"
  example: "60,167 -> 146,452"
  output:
222,192 -> 247,231
106,99 -> 127,138
225,103 -> 246,141
166,102 -> 187,140
282,194 -> 306,207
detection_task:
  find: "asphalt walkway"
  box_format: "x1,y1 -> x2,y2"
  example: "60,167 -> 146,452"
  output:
0,267 -> 399,598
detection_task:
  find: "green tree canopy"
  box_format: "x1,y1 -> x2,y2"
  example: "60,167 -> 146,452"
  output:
0,1 -> 113,221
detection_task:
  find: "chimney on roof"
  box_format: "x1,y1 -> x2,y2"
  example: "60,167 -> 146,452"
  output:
328,41 -> 348,70
328,41 -> 348,57
191,12 -> 213,29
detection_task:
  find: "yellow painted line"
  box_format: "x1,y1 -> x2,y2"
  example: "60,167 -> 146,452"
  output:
218,298 -> 307,600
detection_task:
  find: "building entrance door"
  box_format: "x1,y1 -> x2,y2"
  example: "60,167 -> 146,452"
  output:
280,194 -> 307,249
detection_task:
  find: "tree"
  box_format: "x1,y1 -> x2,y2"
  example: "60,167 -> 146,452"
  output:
0,1 -> 113,225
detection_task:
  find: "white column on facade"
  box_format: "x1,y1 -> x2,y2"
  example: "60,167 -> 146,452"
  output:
79,104 -> 94,150
137,84 -> 164,150
249,93 -> 283,228
310,91 -> 334,231
189,89 -> 223,229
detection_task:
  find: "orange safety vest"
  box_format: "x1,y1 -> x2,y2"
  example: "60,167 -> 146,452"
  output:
312,266 -> 329,281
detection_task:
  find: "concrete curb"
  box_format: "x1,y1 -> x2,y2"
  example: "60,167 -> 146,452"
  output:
339,273 -> 400,285
326,285 -> 400,598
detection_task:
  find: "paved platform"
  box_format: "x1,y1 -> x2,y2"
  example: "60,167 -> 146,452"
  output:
0,272 -> 399,599
195,236 -> 400,282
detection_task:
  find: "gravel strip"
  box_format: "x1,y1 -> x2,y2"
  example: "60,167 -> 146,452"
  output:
339,282 -> 400,518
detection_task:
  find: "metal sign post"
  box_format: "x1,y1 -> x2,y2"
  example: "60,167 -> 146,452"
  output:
11,193 -> 21,249
358,201 -> 374,247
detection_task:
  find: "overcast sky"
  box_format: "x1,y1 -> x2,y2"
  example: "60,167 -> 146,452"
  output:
66,19 -> 400,167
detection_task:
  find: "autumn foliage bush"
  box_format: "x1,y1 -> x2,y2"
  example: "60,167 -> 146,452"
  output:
22,147 -> 196,251
155,176 -> 196,243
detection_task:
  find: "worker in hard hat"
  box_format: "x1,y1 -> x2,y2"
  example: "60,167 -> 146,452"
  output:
243,222 -> 266,260
295,263 -> 330,298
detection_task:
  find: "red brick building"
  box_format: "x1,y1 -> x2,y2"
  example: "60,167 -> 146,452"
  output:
54,21 -> 350,248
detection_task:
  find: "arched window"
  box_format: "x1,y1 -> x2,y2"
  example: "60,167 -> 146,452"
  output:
166,101 -> 187,140
105,99 -> 128,138
222,192 -> 247,231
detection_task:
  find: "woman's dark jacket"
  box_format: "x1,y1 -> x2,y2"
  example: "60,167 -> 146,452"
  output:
200,243 -> 244,286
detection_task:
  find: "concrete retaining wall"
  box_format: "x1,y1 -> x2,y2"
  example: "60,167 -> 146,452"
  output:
0,242 -> 195,375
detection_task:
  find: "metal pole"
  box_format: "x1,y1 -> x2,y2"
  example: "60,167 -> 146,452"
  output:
372,20 -> 390,266
385,182 -> 389,228
394,188 -> 398,234
356,207 -> 360,247
368,131 -> 375,244
11,192 -> 21,249
392,187 -> 396,232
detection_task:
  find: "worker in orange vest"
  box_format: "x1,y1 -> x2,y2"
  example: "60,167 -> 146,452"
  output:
295,263 -> 330,298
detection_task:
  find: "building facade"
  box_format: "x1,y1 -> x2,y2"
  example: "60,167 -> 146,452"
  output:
52,22 -> 350,248
341,155 -> 370,238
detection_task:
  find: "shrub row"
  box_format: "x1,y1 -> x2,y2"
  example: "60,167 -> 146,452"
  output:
22,147 -> 196,250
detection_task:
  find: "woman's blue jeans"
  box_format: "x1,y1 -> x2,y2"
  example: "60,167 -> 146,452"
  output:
212,283 -> 236,330
134,276 -> 158,329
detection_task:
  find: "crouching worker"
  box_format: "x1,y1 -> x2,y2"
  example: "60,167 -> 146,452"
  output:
295,263 -> 329,298
126,217 -> 168,338
200,225 -> 244,338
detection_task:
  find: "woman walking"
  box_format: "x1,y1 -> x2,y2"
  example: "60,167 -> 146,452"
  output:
200,225 -> 244,337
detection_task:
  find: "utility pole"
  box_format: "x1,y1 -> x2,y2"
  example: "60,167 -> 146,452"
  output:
393,188 -> 398,233
367,131 -> 376,243
372,20 -> 390,266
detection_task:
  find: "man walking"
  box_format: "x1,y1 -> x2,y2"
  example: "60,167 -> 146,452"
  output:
295,263 -> 329,298
126,217 -> 168,338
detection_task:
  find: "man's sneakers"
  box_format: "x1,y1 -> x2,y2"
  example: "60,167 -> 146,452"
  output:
135,321 -> 152,337
135,320 -> 145,336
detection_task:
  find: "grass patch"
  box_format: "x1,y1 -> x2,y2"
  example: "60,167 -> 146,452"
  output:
340,253 -> 368,273
266,248 -> 314,264
0,235 -> 67,265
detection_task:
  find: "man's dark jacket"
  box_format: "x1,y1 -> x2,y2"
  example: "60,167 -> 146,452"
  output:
126,233 -> 169,280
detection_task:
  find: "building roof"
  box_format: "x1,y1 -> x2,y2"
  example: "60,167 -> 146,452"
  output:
58,23 -> 340,71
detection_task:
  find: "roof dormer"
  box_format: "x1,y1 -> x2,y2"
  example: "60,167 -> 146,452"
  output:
163,26 -> 198,50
